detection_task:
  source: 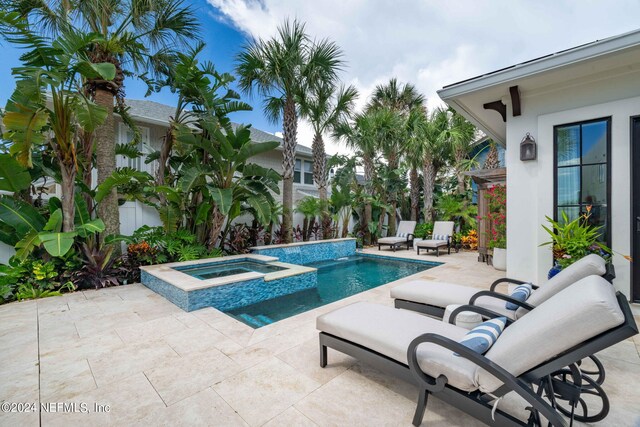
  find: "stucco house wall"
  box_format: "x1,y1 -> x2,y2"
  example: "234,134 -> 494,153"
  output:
505,83 -> 640,296
438,29 -> 640,299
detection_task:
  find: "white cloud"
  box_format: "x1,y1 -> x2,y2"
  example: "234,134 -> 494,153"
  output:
207,0 -> 640,154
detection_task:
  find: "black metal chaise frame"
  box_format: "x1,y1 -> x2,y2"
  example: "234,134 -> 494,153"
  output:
319,291 -> 637,427
378,233 -> 415,252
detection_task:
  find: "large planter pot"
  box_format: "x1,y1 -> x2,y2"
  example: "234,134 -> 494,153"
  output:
492,248 -> 507,271
548,263 -> 562,279
413,238 -> 424,251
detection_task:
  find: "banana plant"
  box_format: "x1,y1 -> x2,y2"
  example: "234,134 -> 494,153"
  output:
0,195 -> 104,260
0,11 -> 115,233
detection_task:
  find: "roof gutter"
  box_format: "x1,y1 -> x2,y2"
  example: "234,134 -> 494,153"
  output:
437,28 -> 640,100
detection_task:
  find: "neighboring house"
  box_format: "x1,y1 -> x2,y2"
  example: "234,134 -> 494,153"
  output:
114,99 -> 319,234
438,29 -> 640,301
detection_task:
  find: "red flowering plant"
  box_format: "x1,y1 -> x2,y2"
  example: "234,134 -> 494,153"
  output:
483,184 -> 506,249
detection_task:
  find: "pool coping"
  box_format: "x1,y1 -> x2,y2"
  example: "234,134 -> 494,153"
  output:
250,237 -> 356,251
139,254 -> 316,291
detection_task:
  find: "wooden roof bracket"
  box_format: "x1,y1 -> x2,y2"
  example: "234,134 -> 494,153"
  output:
509,85 -> 521,117
483,100 -> 506,122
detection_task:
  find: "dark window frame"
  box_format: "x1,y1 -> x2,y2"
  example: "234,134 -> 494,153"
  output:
553,116 -> 612,248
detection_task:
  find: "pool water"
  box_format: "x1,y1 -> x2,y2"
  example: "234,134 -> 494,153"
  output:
176,261 -> 286,280
227,255 -> 437,328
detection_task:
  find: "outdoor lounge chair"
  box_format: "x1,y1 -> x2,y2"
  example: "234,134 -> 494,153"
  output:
391,253 -> 612,319
378,220 -> 416,251
415,221 -> 454,256
318,275 -> 638,426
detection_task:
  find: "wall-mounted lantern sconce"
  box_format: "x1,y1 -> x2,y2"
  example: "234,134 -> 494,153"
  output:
520,132 -> 537,161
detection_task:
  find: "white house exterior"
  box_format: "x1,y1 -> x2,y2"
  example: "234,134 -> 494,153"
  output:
438,29 -> 640,301
114,99 -> 320,235
0,99 -> 320,263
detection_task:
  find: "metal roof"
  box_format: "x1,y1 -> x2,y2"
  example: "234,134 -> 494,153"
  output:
123,99 -> 313,156
438,28 -> 640,98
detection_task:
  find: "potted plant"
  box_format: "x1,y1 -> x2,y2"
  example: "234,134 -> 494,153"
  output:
541,207 -> 612,278
483,185 -> 507,270
452,232 -> 464,253
413,222 -> 433,250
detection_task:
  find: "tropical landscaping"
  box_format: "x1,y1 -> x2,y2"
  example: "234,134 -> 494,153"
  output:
0,3 -> 491,305
0,3 -> 614,306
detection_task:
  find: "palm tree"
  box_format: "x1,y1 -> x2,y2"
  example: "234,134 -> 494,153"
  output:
334,108 -> 395,244
405,107 -> 426,221
368,79 -> 424,235
299,83 -> 358,238
416,108 -> 452,221
0,13 -> 115,232
448,109 -> 477,194
11,0 -> 200,240
236,19 -> 344,243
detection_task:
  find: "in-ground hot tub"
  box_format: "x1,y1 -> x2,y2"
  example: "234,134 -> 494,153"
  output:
140,254 -> 317,312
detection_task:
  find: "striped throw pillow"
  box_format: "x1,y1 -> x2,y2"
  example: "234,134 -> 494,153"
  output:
433,234 -> 449,241
505,284 -> 533,311
456,317 -> 507,355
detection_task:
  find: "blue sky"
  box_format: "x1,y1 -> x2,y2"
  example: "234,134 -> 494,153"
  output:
0,0 -> 278,139
2,0 -> 640,155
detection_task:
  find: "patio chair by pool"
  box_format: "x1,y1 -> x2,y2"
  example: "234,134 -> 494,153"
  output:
378,220 -> 416,252
317,275 -> 637,426
415,221 -> 454,256
391,253 -> 611,319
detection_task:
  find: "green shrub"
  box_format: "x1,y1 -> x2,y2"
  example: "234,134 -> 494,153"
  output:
414,223 -> 433,239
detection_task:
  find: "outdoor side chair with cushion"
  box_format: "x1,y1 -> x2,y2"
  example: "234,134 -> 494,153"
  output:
415,221 -> 454,256
378,220 -> 416,252
317,275 -> 638,426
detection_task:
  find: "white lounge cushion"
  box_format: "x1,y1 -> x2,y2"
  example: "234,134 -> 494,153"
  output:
478,275 -> 624,393
416,239 -> 448,248
515,254 -> 607,318
378,236 -> 408,244
396,220 -> 416,237
432,221 -> 454,237
390,281 -> 517,320
317,302 -> 479,391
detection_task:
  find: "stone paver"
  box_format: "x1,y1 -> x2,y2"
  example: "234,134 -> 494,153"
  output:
0,249 -> 639,426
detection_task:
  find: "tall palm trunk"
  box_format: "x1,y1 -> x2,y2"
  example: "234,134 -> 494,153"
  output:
455,150 -> 466,194
312,132 -> 331,239
94,88 -> 120,241
409,166 -> 420,221
79,130 -> 95,214
362,154 -> 374,245
209,206 -> 225,249
387,156 -> 398,236
59,164 -> 76,232
281,96 -> 297,243
422,155 -> 437,222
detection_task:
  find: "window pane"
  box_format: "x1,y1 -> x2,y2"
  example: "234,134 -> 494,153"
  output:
294,171 -> 301,183
294,159 -> 301,171
557,206 -> 580,223
585,204 -> 607,232
557,166 -> 580,205
581,121 -> 607,164
556,125 -> 580,166
581,164 -> 606,205
304,172 -> 313,185
304,161 -> 313,172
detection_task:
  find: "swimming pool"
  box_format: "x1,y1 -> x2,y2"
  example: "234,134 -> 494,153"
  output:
176,260 -> 287,280
227,255 -> 439,328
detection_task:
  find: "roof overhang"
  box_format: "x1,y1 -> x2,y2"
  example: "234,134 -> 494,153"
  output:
438,29 -> 640,145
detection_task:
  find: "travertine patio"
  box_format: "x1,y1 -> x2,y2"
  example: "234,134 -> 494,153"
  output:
1,249 -> 639,426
